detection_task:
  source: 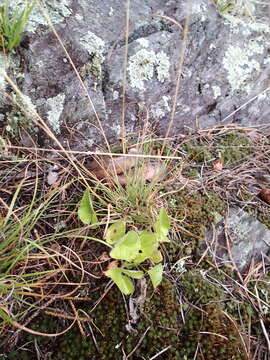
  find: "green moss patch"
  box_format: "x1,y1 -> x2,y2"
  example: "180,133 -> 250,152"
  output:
11,281 -> 180,359
167,189 -> 226,259
179,303 -> 247,360
182,132 -> 252,166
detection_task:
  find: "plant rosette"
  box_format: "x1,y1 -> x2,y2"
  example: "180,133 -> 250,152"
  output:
78,188 -> 170,295
104,208 -> 170,295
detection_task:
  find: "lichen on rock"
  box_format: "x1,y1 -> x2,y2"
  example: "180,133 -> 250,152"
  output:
212,85 -> 221,99
46,93 -> 65,134
223,44 -> 262,92
222,10 -> 270,93
79,32 -> 106,77
151,95 -> 171,118
0,53 -> 8,91
127,48 -> 170,90
9,0 -> 73,33
136,38 -> 150,48
206,207 -> 270,271
20,94 -> 37,119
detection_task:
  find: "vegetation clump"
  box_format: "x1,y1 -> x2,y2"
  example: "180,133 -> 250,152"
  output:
12,281 -> 180,359
1,116 -> 269,359
179,303 -> 247,360
180,270 -> 225,305
167,189 -> 226,259
0,1 -> 35,52
182,132 -> 252,166
217,133 -> 252,165
183,141 -> 212,163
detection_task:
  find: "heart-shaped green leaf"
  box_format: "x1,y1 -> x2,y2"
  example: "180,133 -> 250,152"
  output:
110,231 -> 140,262
153,208 -> 170,242
121,269 -> 144,279
149,249 -> 163,263
105,221 -> 126,244
148,264 -> 163,288
134,232 -> 158,264
105,268 -> 134,295
78,189 -> 98,225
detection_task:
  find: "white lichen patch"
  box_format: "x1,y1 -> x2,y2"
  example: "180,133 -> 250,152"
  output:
223,13 -> 270,36
248,90 -> 268,116
136,38 -> 149,48
181,104 -> 191,113
212,85 -> 221,99
79,32 -> 106,78
0,53 -> 7,91
109,7 -> 114,16
113,90 -> 119,100
75,13 -> 83,21
162,96 -> 170,112
174,258 -> 186,273
223,44 -> 261,92
80,32 -> 106,62
47,93 -> 65,134
192,1 -> 207,21
20,94 -> 37,120
151,95 -> 171,118
128,49 -> 170,90
222,7 -> 270,94
9,0 -> 72,33
156,52 -> 171,83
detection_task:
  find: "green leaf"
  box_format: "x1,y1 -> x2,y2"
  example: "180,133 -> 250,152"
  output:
121,269 -> 144,279
110,231 -> 140,262
148,264 -> 163,288
133,232 -> 158,264
78,189 -> 98,225
105,221 -> 126,244
105,268 -> 134,295
153,208 -> 170,242
0,307 -> 13,324
149,249 -> 163,263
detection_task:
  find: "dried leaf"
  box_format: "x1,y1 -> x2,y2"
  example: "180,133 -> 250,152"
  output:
106,260 -> 119,270
259,188 -> 270,204
144,162 -> 166,182
88,148 -> 140,180
99,252 -> 111,262
47,171 -> 58,185
212,158 -> 223,172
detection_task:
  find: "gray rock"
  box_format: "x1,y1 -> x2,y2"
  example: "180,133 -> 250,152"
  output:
2,0 -> 270,149
206,208 -> 270,272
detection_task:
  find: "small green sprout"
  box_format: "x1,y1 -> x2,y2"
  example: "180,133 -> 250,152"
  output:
78,188 -> 98,225
0,1 -> 36,52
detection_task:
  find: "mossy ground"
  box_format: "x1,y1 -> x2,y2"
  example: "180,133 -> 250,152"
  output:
8,269 -> 266,360
8,281 -> 180,360
182,131 -> 252,165
2,129 -> 270,359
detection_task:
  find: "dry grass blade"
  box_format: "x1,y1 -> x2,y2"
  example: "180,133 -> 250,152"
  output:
154,2 -> 192,154
0,304 -> 77,337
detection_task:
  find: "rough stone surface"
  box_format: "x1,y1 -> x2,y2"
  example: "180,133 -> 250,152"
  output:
206,208 -> 270,271
1,0 -> 270,149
